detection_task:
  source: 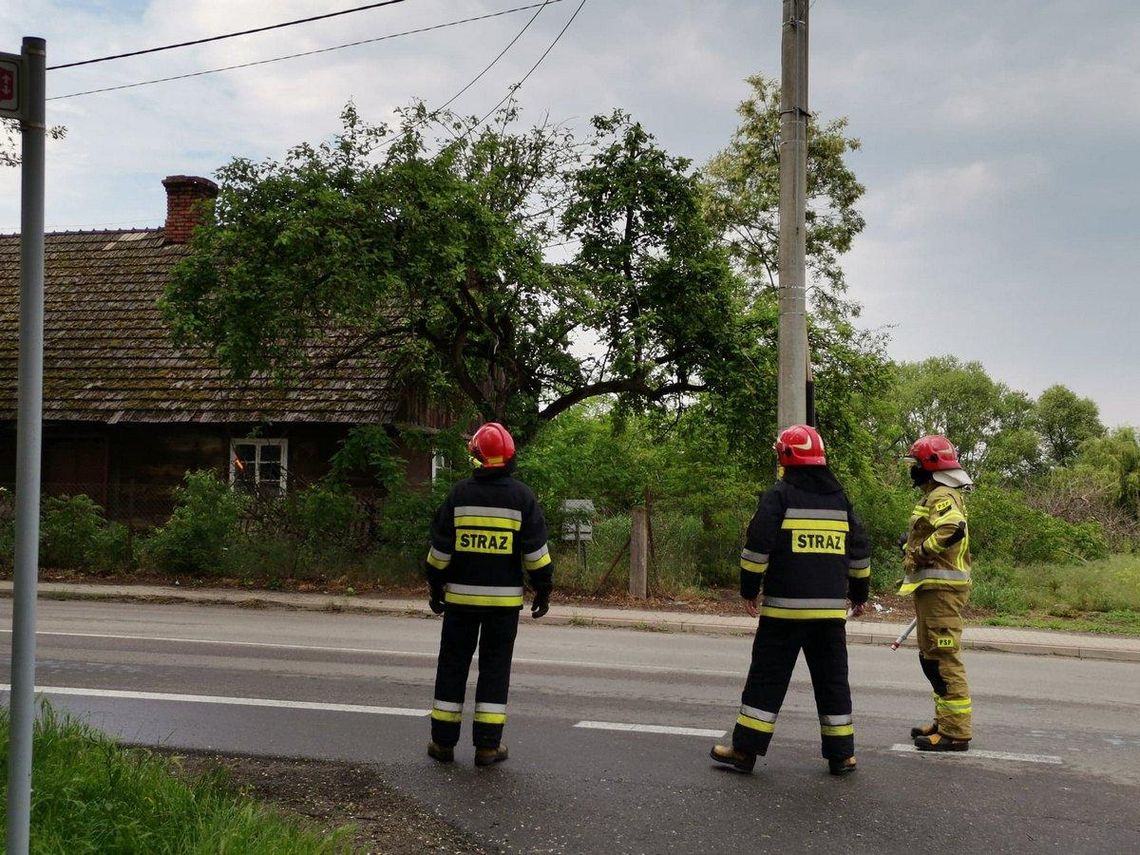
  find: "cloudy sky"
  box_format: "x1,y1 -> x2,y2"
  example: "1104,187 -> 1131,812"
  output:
2,0 -> 1137,426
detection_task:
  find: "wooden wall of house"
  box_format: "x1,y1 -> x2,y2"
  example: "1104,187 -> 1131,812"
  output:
0,420 -> 435,523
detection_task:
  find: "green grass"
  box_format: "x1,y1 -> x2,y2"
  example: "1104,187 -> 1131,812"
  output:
977,611 -> 1140,636
0,705 -> 348,854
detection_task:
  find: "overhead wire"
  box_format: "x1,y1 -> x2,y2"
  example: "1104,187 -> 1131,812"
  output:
467,0 -> 588,135
374,0 -> 557,151
48,3 -> 561,101
48,0 -> 416,70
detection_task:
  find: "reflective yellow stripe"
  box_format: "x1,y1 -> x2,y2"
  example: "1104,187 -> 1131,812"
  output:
760,607 -> 848,620
848,566 -> 871,578
426,549 -> 449,570
821,724 -> 854,737
454,516 -> 522,531
782,519 -> 850,532
937,511 -> 967,526
740,559 -> 768,574
431,709 -> 462,723
897,577 -> 971,595
936,697 -> 972,711
524,553 -> 552,570
736,714 -> 775,733
473,712 -> 507,725
923,533 -> 947,554
444,592 -> 525,607
911,505 -> 930,516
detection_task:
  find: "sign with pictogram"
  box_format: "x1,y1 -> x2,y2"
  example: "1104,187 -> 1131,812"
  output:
0,52 -> 23,118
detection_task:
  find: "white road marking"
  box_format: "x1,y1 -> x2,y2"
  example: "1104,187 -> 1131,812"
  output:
0,683 -> 429,717
3,628 -> 743,677
890,743 -> 1062,765
575,720 -> 726,738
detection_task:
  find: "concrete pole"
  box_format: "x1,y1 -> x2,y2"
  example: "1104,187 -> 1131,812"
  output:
629,506 -> 648,599
7,35 -> 46,855
777,0 -> 809,430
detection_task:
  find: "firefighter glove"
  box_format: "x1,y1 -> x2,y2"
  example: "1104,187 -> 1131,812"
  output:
531,588 -> 550,620
429,582 -> 445,615
896,533 -> 908,555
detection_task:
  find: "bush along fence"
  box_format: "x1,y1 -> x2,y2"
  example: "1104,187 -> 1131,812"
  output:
0,469 -> 1120,600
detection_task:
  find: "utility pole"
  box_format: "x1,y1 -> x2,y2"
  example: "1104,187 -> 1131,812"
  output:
777,0 -> 809,430
4,36 -> 46,855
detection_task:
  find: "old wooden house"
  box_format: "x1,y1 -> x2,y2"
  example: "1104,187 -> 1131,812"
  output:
0,175 -> 443,520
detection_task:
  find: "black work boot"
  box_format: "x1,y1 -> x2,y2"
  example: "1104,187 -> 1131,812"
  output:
910,721 -> 938,740
828,755 -> 857,776
709,744 -> 757,773
474,743 -> 509,767
427,741 -> 454,763
914,733 -> 969,752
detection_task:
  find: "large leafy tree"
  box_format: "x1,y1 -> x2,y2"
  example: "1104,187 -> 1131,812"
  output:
1036,384 -> 1105,466
163,105 -> 753,441
698,74 -> 887,465
890,356 -> 1039,476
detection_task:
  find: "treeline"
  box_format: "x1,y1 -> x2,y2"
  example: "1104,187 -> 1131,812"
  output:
515,356 -> 1138,603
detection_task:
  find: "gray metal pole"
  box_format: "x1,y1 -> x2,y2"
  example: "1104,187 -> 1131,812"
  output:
6,35 -> 46,855
777,0 -> 809,430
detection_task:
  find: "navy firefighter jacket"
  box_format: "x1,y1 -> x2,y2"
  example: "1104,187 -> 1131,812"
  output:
425,466 -> 554,609
739,466 -> 871,619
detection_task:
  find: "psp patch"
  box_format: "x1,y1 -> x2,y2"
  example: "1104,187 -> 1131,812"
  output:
936,636 -> 956,649
791,530 -> 847,555
456,529 -> 514,555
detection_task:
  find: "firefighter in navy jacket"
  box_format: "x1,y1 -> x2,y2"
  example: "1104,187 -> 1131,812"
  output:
424,422 -> 553,766
711,424 -> 871,776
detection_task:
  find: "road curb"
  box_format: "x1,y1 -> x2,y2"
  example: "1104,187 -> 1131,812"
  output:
3,583 -> 1139,663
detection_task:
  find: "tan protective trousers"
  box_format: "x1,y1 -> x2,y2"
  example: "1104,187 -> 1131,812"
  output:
914,586 -> 972,740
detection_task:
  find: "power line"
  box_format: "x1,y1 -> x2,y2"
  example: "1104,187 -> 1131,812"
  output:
469,0 -> 588,133
48,3 -> 558,101
48,0 -> 416,70
375,0 -> 556,151
436,0 -> 555,113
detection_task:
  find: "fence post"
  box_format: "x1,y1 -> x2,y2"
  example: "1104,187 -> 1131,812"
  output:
629,506 -> 648,599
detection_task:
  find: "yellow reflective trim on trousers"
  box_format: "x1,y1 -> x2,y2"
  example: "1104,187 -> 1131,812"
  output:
524,553 -> 552,570
431,709 -> 462,723
444,592 -> 525,607
736,714 -> 775,733
760,606 -> 848,620
453,516 -> 522,531
848,566 -> 871,579
781,519 -> 850,532
741,559 -> 768,574
936,697 -> 972,711
474,712 -> 507,725
821,724 -> 854,737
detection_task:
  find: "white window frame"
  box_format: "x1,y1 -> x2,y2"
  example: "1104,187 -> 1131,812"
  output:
431,450 -> 448,483
229,438 -> 289,494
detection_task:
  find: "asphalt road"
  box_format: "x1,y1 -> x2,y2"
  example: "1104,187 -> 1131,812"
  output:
2,600 -> 1138,854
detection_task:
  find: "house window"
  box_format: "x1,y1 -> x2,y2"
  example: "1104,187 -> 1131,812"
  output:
431,450 -> 448,483
230,439 -> 288,496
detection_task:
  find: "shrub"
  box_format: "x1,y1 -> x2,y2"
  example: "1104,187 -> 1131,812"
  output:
40,495 -> 132,572
142,472 -> 247,575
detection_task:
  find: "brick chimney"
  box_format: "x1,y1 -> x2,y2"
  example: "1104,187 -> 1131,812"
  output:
162,175 -> 218,244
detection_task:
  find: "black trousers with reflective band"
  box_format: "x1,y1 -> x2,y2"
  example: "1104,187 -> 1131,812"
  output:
431,605 -> 520,748
732,617 -> 853,760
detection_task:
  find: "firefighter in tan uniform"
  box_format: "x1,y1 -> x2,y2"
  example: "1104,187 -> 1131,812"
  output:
900,435 -> 973,751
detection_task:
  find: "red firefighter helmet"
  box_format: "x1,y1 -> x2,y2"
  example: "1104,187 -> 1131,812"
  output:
468,422 -> 516,469
774,424 -> 827,466
905,435 -> 961,471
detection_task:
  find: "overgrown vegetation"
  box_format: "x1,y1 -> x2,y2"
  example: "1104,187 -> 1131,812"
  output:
1,78 -> 1136,634
0,705 -> 346,853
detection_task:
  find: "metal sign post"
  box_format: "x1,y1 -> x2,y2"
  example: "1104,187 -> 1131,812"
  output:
4,36 -> 47,855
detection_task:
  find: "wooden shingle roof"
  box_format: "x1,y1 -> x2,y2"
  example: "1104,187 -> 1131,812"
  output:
0,228 -> 399,424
